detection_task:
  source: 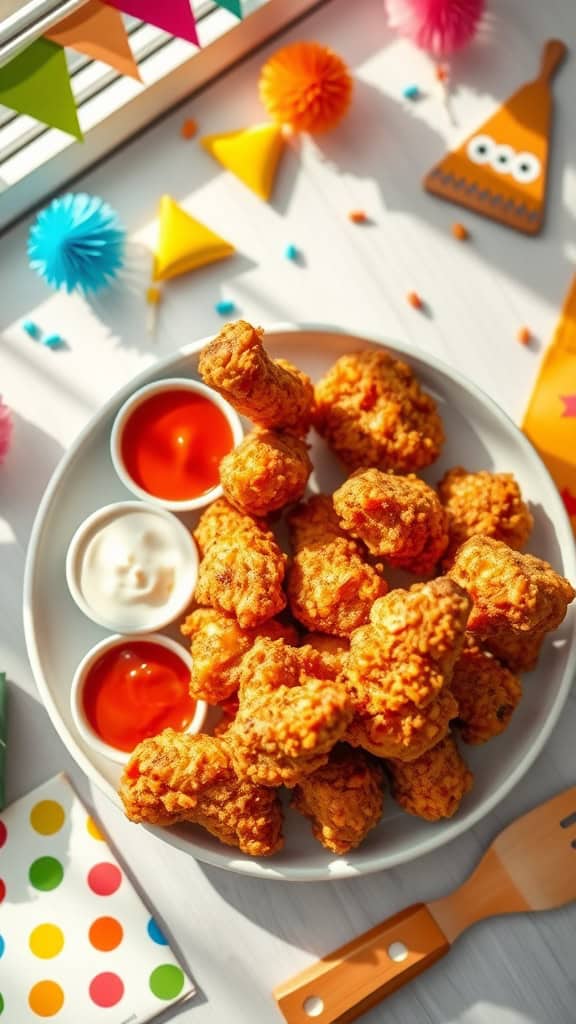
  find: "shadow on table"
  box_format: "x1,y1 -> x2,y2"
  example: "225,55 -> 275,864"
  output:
1,411 -> 65,548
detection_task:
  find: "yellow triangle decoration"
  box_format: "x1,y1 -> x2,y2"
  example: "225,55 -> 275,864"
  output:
201,122 -> 285,201
153,195 -> 234,282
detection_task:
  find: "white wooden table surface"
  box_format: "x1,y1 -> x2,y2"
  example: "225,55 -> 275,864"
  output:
2,0 -> 576,1020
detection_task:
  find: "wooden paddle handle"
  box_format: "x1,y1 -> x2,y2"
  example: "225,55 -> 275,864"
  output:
273,903 -> 450,1024
538,39 -> 567,84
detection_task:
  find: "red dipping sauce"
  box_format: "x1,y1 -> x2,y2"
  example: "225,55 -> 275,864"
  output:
82,641 -> 196,752
121,389 -> 234,502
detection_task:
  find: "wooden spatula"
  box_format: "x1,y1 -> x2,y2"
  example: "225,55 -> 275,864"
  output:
274,787 -> 576,1024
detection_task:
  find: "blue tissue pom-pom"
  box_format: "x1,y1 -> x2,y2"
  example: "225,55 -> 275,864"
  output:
28,192 -> 126,295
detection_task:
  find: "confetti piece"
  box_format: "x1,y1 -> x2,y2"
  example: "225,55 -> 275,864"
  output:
407,291 -> 423,310
22,319 -> 41,339
451,222 -> 469,241
181,118 -> 197,139
42,332 -> 64,349
284,243 -> 299,261
215,299 -> 236,315
402,84 -> 420,100
348,210 -> 367,224
435,63 -> 449,82
146,286 -> 162,304
517,326 -> 531,345
560,394 -> 576,418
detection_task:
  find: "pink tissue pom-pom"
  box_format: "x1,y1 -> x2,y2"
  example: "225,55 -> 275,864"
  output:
0,398 -> 13,464
385,0 -> 485,56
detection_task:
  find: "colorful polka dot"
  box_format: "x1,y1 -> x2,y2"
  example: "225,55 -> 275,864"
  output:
29,857 -> 64,892
87,862 -> 122,896
149,964 -> 185,1000
0,822 -> 6,848
89,972 -> 124,1008
30,801 -> 65,836
86,816 -> 104,841
147,918 -> 168,945
0,880 -> 4,903
89,916 -> 123,951
28,980 -> 64,1017
29,924 -> 64,959
0,935 -> 4,958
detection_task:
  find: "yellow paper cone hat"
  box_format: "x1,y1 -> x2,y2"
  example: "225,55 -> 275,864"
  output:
424,40 -> 566,235
201,122 -> 285,200
153,195 -> 234,282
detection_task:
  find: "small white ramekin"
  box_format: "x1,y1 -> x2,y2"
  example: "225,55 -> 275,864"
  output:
110,377 -> 243,512
66,501 -> 199,635
71,632 -> 207,765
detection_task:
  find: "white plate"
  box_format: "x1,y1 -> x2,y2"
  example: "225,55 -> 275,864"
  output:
24,325 -> 576,882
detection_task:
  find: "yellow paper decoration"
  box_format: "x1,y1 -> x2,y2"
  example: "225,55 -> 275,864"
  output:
523,273 -> 576,535
153,195 -> 234,282
201,122 -> 285,200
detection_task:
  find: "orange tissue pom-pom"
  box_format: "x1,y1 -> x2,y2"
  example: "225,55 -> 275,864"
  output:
259,41 -> 353,134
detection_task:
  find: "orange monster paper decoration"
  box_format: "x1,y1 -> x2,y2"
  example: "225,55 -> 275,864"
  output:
424,39 -> 567,235
523,273 -> 576,536
259,41 -> 353,134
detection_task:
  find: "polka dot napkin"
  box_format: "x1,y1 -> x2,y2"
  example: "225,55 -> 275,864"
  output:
0,775 -> 195,1021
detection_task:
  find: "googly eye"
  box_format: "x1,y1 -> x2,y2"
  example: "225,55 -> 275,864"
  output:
512,152 -> 541,184
466,134 -> 495,165
491,144 -> 515,174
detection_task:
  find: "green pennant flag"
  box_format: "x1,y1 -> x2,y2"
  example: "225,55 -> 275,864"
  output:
214,0 -> 243,17
0,38 -> 82,140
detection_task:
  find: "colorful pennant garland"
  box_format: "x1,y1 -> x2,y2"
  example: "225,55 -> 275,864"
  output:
0,38 -> 82,139
46,1 -> 141,81
213,0 -> 244,17
104,0 -> 199,45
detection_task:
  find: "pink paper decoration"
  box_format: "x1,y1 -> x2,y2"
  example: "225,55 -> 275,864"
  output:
104,0 -> 199,46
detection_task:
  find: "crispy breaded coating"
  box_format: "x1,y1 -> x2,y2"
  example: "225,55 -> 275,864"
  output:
480,628 -> 545,673
346,688 -> 458,761
291,745 -> 384,854
180,608 -> 297,704
448,535 -> 575,635
220,430 -> 312,516
193,499 -> 287,628
439,467 -> 533,564
346,579 -> 471,713
451,637 -> 522,744
333,468 -> 449,574
198,320 -> 314,435
387,735 -> 473,820
314,350 -> 444,472
287,495 -> 387,637
226,638 -> 353,787
301,634 -> 350,680
119,730 -> 283,857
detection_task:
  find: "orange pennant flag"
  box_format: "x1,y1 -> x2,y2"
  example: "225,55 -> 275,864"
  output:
523,273 -> 576,536
46,0 -> 140,81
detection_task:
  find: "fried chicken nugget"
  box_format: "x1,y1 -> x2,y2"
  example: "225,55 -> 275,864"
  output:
314,350 -> 444,472
291,744 -> 385,854
480,628 -> 545,673
333,468 -> 449,574
287,494 -> 387,637
220,430 -> 312,516
346,687 -> 458,761
193,499 -> 287,628
387,735 -> 473,821
180,608 -> 297,704
119,730 -> 283,857
451,637 -> 522,744
346,579 -> 471,713
301,634 -> 350,680
439,467 -> 533,565
198,320 -> 314,435
448,535 -> 575,635
226,638 -> 353,787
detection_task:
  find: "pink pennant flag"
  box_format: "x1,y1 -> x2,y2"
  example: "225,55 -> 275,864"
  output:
104,0 -> 199,45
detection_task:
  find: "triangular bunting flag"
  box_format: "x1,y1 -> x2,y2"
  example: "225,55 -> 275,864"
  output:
424,39 -> 566,235
46,1 -> 141,81
153,195 -> 234,281
201,122 -> 285,200
0,39 -> 82,140
213,0 -> 243,17
104,0 -> 199,46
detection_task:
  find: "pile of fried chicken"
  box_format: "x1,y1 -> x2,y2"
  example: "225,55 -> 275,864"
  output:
119,321 -> 575,858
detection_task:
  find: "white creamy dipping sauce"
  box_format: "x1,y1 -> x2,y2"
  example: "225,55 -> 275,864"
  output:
79,510 -> 192,629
